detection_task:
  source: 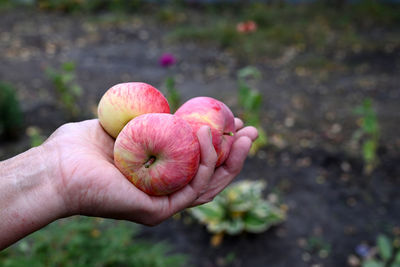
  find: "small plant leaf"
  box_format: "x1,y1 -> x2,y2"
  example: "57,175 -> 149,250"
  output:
62,62 -> 76,72
377,234 -> 392,261
189,202 -> 225,222
189,180 -> 285,236
362,260 -> 384,267
225,219 -> 244,235
363,140 -> 377,162
238,66 -> 262,80
394,251 -> 400,263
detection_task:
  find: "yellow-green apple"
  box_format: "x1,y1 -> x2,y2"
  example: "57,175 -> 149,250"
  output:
114,113 -> 200,196
97,82 -> 170,138
175,96 -> 235,167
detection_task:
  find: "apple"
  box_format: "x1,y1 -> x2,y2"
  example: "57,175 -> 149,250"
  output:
114,113 -> 200,196
175,96 -> 235,167
97,82 -> 170,138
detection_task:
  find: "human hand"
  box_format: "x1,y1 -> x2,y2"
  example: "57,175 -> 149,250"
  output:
43,118 -> 258,225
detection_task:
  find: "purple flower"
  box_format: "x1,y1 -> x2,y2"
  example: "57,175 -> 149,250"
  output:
159,53 -> 176,68
355,244 -> 370,258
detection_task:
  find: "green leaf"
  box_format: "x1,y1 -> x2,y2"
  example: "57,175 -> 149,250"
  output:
243,213 -> 271,233
71,85 -> 82,96
238,83 -> 251,108
0,217 -> 187,267
394,251 -> 400,263
225,219 -> 244,235
208,221 -> 228,233
62,62 -> 76,72
0,82 -> 23,138
377,234 -> 392,261
190,202 -> 225,222
363,260 -> 384,267
165,76 -> 181,112
363,139 -> 377,162
238,66 -> 262,80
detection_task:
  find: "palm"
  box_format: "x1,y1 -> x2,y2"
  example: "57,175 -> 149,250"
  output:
45,118 -> 257,225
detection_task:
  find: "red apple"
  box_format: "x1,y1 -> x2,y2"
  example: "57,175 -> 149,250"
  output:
114,113 -> 200,196
98,82 -> 170,138
175,97 -> 235,167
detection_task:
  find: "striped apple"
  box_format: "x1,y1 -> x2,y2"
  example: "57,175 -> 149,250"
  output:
97,82 -> 170,138
175,97 -> 235,167
114,113 -> 200,196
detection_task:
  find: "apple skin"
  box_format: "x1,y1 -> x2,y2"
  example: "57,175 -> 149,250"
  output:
175,96 -> 235,167
114,113 -> 200,196
98,82 -> 170,138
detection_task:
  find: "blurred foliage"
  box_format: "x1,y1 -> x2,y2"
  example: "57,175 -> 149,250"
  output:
3,1 -> 399,63
164,76 -> 181,113
357,234 -> 400,267
305,236 -> 331,259
237,66 -> 267,155
26,126 -> 46,147
46,62 -> 82,119
189,180 -> 286,246
168,1 -> 400,62
37,0 -> 143,13
353,98 -> 380,175
0,217 -> 187,267
0,82 -> 23,140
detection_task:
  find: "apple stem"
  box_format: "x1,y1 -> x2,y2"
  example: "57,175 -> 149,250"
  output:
144,156 -> 156,168
224,132 -> 234,136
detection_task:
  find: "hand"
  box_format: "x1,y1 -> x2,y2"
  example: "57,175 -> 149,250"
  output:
43,118 -> 258,225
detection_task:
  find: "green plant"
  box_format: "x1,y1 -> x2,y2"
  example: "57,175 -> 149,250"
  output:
0,82 -> 23,140
357,234 -> 400,267
164,76 -> 181,113
353,98 -> 380,175
0,216 -> 187,267
26,126 -> 46,147
237,66 -> 267,155
305,236 -> 331,259
189,180 -> 286,246
46,62 -> 82,119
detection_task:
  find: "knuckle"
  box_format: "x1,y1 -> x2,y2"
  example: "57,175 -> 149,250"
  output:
197,195 -> 215,205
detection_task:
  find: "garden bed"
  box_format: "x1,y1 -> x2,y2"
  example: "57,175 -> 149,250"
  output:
1,4 -> 400,266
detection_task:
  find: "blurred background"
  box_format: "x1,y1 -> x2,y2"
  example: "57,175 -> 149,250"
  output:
0,0 -> 399,266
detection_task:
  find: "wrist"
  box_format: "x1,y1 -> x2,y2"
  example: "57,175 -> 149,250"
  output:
0,145 -> 67,249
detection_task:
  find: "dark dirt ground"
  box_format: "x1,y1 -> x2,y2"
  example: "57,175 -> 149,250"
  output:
1,7 -> 400,267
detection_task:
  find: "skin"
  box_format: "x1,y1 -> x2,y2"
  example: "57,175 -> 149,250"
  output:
175,97 -> 236,166
0,118 -> 258,250
98,82 -> 170,138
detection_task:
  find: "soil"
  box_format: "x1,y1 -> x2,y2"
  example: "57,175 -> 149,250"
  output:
1,7 -> 400,267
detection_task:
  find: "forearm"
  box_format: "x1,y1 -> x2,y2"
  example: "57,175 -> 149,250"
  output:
0,146 -> 65,250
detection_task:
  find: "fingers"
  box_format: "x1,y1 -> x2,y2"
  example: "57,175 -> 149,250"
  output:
146,125 -> 255,220
220,136 -> 252,175
191,136 -> 252,206
234,126 -> 259,142
234,118 -> 244,131
189,126 -> 218,194
161,126 -> 217,217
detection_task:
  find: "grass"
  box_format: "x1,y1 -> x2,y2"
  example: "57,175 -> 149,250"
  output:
0,82 -> 23,140
0,216 -> 187,267
166,2 -> 400,63
45,62 -> 82,119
